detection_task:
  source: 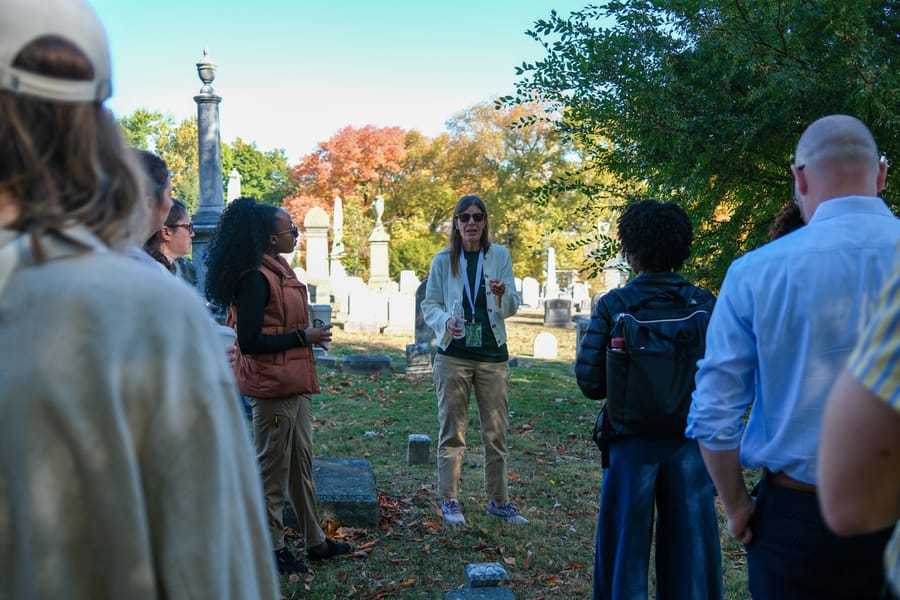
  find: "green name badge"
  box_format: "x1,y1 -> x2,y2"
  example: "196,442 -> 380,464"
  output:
465,322 -> 482,347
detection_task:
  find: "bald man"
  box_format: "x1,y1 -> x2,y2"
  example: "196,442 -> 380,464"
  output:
686,115 -> 899,599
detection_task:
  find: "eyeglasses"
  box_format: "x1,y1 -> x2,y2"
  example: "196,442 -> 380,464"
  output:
168,223 -> 194,233
275,225 -> 299,237
456,212 -> 484,223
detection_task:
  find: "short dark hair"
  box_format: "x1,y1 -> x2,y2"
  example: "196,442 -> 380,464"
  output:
617,200 -> 693,273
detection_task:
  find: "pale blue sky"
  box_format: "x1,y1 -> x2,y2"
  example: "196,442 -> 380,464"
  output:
89,0 -> 587,162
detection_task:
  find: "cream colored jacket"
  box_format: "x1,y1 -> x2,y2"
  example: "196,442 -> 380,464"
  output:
423,243 -> 520,351
0,227 -> 278,600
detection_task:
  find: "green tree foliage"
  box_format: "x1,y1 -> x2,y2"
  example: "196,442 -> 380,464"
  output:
444,101 -> 590,283
156,117 -> 200,211
225,138 -> 294,206
119,109 -> 295,214
117,108 -> 173,150
511,0 -> 900,290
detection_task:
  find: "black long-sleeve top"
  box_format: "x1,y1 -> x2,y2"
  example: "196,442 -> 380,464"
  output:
234,271 -> 306,355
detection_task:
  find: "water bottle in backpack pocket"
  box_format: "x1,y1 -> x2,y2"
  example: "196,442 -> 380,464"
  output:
605,287 -> 709,436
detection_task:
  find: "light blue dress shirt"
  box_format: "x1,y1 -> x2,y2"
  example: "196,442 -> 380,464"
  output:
686,196 -> 900,484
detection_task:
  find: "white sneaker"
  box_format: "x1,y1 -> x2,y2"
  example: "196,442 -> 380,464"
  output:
441,498 -> 466,524
486,500 -> 529,524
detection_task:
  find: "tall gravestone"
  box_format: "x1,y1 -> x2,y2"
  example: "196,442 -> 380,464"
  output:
329,197 -> 349,315
303,207 -> 330,303
545,246 -> 559,300
189,49 -> 224,294
226,168 -> 241,203
367,195 -> 391,289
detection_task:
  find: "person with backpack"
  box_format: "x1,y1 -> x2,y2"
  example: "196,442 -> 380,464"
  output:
575,200 -> 722,600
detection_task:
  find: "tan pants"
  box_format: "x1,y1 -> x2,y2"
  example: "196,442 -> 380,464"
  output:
433,354 -> 510,503
251,394 -> 325,550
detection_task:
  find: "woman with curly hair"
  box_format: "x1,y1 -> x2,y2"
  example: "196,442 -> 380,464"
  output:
0,1 -> 277,597
205,197 -> 349,575
574,200 -> 722,599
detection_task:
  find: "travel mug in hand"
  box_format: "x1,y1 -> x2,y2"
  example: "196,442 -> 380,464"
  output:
309,304 -> 331,350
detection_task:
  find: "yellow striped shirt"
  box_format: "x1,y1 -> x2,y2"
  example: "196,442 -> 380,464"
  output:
848,257 -> 900,595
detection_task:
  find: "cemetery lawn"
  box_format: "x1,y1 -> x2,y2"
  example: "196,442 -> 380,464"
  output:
281,309 -> 750,599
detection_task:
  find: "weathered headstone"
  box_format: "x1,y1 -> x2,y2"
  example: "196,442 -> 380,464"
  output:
384,294 -> 415,335
415,279 -> 436,346
533,332 -> 558,359
574,315 -> 591,358
543,298 -> 573,328
406,434 -> 431,465
466,563 -> 511,588
283,457 -> 378,531
342,354 -> 391,376
572,282 -> 591,313
337,276 -> 365,320
304,207 -> 331,303
590,290 -> 604,314
521,277 -> 540,308
399,270 -> 420,296
444,562 -> 515,600
405,342 -> 434,376
407,279 -> 437,375
344,285 -> 381,333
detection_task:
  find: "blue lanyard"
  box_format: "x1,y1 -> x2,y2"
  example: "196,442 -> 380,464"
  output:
459,250 -> 483,320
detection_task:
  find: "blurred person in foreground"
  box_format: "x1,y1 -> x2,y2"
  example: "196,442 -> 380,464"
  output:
204,197 -> 349,575
132,149 -> 173,269
687,115 -> 899,599
819,254 -> 900,600
0,0 -> 278,598
422,194 -> 526,525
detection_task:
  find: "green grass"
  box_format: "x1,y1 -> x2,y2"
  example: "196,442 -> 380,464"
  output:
280,309 -> 750,599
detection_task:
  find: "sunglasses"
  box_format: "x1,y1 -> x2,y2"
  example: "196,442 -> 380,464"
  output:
456,212 -> 484,223
275,225 -> 299,237
168,223 -> 194,234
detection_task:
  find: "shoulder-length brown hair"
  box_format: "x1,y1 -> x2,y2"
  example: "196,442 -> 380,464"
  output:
448,194 -> 491,277
0,36 -> 146,249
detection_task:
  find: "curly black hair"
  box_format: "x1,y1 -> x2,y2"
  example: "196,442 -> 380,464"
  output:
204,197 -> 281,306
617,200 -> 693,273
769,202 -> 805,241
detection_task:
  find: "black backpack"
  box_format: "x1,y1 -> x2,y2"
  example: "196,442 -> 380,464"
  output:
603,285 -> 710,436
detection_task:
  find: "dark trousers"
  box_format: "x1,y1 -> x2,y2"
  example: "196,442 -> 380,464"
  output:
747,478 -> 892,599
593,436 -> 723,600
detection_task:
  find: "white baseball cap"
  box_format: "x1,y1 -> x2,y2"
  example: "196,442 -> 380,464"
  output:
0,0 -> 112,102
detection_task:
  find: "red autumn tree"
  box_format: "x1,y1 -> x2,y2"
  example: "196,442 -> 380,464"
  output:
288,124 -> 408,209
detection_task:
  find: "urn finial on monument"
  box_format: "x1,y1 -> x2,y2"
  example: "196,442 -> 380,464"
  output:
190,48 -> 224,295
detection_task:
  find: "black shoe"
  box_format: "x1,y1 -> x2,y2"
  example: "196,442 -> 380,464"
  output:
307,538 -> 351,561
275,547 -> 308,574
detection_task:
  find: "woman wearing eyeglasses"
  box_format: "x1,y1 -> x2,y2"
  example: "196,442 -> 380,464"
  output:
422,194 -> 526,525
204,197 -> 348,575
144,199 -> 194,275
